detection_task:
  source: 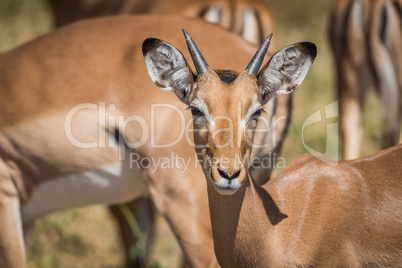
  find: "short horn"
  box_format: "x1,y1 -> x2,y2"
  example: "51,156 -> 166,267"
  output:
245,33 -> 273,76
183,29 -> 209,75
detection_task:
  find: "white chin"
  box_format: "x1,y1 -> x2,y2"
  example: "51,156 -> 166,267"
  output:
212,178 -> 241,195
213,186 -> 240,195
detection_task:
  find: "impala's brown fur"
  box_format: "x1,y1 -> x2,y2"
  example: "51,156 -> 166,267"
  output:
0,16 -> 271,267
145,31 -> 402,267
48,0 -> 275,47
208,145 -> 402,267
329,0 -> 402,160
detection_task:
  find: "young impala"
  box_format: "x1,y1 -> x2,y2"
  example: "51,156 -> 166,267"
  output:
329,0 -> 402,160
144,30 -> 402,267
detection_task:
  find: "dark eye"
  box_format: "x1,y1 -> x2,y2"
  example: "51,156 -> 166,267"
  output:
251,109 -> 263,121
190,106 -> 204,117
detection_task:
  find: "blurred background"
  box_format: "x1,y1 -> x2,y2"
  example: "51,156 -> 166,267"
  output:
0,0 -> 382,267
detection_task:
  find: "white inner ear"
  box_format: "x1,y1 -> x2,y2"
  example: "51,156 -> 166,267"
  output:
144,43 -> 192,94
259,45 -> 313,98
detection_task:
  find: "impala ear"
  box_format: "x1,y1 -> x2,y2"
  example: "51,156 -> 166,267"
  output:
257,42 -> 317,104
142,38 -> 194,104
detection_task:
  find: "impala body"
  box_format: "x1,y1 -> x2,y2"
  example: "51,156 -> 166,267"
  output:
329,0 -> 402,159
0,16 -> 280,267
48,0 -> 276,47
205,145 -> 402,267
144,29 -> 402,267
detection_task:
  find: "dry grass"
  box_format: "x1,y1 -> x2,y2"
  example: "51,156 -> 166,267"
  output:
25,207 -> 182,267
0,0 -> 381,267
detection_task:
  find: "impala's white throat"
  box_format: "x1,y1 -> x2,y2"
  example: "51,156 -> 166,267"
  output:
21,158 -> 146,224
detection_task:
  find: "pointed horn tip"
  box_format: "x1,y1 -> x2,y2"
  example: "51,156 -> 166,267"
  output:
245,33 -> 273,76
182,29 -> 209,74
182,29 -> 190,40
262,33 -> 273,45
267,33 -> 273,42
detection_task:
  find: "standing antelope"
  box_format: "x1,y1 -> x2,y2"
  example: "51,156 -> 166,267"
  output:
46,0 -> 287,265
0,15 -> 290,267
329,0 -> 402,160
144,30 -> 402,267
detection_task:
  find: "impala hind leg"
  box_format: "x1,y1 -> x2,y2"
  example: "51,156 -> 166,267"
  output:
0,160 -> 25,268
109,197 -> 155,268
368,1 -> 401,149
338,67 -> 367,160
331,0 -> 367,160
336,42 -> 369,160
375,68 -> 400,149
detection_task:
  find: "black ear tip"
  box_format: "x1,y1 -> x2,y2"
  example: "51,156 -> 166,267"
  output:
302,42 -> 317,59
142,38 -> 160,55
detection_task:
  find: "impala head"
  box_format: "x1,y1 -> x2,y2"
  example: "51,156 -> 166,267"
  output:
143,30 -> 316,194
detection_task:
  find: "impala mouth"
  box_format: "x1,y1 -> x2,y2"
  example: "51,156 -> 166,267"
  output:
210,171 -> 241,195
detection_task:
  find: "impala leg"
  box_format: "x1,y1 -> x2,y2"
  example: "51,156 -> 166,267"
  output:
0,161 -> 25,268
330,0 -> 368,160
375,69 -> 400,149
400,127 -> 402,144
109,197 -> 155,268
338,57 -> 368,160
368,2 -> 401,149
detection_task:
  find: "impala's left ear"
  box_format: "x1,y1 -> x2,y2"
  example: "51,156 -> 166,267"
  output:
257,42 -> 317,104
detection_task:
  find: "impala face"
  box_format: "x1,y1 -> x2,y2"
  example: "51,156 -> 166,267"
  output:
188,70 -> 263,194
143,30 -> 316,194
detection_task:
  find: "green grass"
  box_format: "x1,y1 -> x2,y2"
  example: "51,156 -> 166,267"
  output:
0,0 -> 382,266
0,0 -> 52,52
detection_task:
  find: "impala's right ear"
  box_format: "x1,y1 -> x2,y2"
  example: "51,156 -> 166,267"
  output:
142,38 -> 194,104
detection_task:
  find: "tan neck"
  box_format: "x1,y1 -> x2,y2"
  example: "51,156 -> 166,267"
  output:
207,173 -> 285,267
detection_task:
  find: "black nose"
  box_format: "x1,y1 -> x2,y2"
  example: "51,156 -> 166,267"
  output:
218,167 -> 241,181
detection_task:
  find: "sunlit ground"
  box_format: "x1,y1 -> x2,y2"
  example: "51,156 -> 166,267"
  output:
0,0 -> 381,267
